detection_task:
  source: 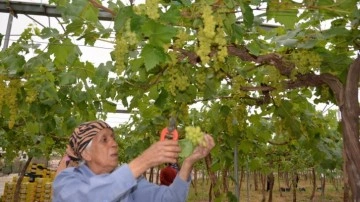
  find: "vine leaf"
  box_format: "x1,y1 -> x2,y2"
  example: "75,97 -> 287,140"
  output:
62,0 -> 98,22
48,38 -> 81,66
179,139 -> 194,158
154,89 -> 168,108
141,20 -> 177,46
114,7 -> 133,32
267,1 -> 299,29
141,44 -> 167,71
103,100 -> 117,112
80,2 -> 99,23
2,54 -> 25,75
59,72 -> 77,86
239,1 -> 254,28
160,6 -> 181,24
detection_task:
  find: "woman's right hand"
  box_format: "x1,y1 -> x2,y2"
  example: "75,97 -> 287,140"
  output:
129,140 -> 181,178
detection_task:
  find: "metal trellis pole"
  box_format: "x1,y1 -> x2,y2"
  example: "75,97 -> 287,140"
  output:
2,13 -> 13,51
234,142 -> 240,201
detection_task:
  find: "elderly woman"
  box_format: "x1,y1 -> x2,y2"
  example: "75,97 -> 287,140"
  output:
53,120 -> 215,202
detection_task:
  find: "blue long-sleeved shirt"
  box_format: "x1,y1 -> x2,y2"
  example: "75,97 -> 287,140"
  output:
52,163 -> 191,202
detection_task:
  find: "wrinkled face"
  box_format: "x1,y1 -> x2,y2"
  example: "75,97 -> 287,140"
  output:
82,128 -> 119,174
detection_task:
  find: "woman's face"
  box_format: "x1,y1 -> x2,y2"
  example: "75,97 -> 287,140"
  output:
83,128 -> 119,174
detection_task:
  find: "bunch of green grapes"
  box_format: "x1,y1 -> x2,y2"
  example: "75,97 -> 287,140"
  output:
25,88 -> 38,103
6,79 -> 20,129
114,33 -> 128,74
166,66 -> 189,96
234,104 -> 247,131
214,22 -> 228,63
185,126 -> 207,147
195,34 -> 211,64
133,4 -> 145,15
201,5 -> 215,39
124,20 -> 138,47
144,0 -> 160,20
114,20 -> 139,74
0,75 -> 6,111
290,50 -> 322,74
174,29 -> 191,48
195,71 -> 206,89
178,103 -> 189,121
195,4 -> 216,65
231,75 -> 247,99
216,45 -> 228,63
320,86 -> 330,100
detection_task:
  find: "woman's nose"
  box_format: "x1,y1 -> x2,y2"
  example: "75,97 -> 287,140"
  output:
110,138 -> 117,147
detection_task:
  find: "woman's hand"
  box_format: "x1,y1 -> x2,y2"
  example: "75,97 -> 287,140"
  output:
129,140 -> 181,178
185,134 -> 215,165
142,140 -> 181,166
178,134 -> 215,181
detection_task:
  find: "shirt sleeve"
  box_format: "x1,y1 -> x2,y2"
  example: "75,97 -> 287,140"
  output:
52,164 -> 137,202
132,174 -> 191,202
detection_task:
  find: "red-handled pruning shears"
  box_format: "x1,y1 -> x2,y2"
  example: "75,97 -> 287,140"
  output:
160,117 -> 179,141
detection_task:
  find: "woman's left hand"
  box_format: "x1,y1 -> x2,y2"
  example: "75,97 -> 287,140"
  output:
185,134 -> 215,164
